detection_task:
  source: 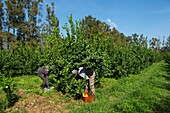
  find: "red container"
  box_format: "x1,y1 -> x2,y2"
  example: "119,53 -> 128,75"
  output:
81,95 -> 94,102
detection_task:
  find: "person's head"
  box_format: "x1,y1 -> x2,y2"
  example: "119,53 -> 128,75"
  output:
45,65 -> 50,72
72,68 -> 78,76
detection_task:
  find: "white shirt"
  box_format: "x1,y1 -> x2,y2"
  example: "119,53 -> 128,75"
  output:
78,67 -> 89,80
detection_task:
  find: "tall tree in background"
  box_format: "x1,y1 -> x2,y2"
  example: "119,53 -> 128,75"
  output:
139,34 -> 148,47
0,0 -> 62,48
132,33 -> 139,46
110,27 -> 120,39
25,0 -> 43,42
5,0 -> 17,49
81,15 -> 111,39
0,0 -> 4,49
81,15 -> 125,46
16,0 -> 26,41
160,36 -> 170,52
3,0 -> 44,47
131,34 -> 148,47
165,36 -> 170,51
46,2 -> 59,35
149,37 -> 161,50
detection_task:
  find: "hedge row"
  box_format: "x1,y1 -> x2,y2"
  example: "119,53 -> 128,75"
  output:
0,18 -> 161,96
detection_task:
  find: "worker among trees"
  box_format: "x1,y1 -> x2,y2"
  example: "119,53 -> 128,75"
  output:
72,66 -> 96,96
38,65 -> 50,92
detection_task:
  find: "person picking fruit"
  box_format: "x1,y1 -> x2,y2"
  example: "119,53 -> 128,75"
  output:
38,65 -> 50,92
72,66 -> 96,95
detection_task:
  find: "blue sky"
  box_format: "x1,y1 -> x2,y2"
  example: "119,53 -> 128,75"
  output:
44,0 -> 170,41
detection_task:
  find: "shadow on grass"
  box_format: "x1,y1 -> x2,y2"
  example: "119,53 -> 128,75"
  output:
2,86 -> 21,108
153,64 -> 170,113
153,96 -> 170,113
0,93 -> 20,113
74,93 -> 82,100
7,93 -> 20,107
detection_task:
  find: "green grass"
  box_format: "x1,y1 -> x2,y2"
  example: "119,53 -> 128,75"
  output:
4,61 -> 170,113
12,75 -> 44,94
68,61 -> 170,113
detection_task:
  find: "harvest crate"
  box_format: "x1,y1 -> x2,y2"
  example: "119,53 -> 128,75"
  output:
81,95 -> 94,102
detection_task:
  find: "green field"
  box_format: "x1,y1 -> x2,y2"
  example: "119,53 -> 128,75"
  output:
0,1 -> 170,113
1,61 -> 169,113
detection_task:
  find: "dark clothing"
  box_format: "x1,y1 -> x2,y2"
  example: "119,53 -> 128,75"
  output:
38,67 -> 48,76
85,69 -> 94,77
76,67 -> 95,95
38,67 -> 50,88
78,67 -> 94,79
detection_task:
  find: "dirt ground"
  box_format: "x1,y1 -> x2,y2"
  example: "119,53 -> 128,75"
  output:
5,90 -> 70,113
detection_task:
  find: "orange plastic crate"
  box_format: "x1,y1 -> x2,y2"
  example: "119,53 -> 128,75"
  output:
81,95 -> 94,102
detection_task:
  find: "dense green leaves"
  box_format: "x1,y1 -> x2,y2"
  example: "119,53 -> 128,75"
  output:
0,73 -> 18,111
0,15 -> 161,96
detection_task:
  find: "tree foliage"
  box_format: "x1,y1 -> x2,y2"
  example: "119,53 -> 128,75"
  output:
0,0 -> 4,49
0,0 -> 168,99
0,14 -> 162,97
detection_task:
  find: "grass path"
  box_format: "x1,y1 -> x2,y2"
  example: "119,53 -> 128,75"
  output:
5,61 -> 170,113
